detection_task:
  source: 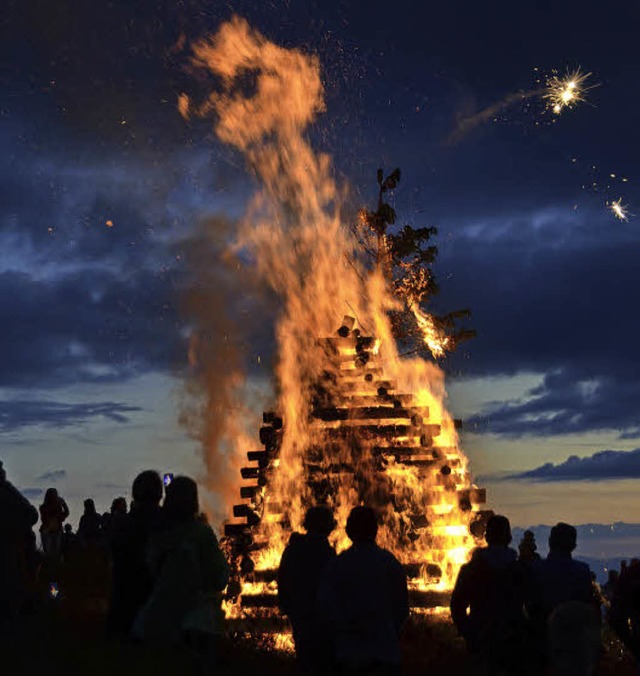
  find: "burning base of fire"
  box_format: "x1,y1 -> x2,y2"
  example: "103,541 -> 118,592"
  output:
220,317 -> 489,628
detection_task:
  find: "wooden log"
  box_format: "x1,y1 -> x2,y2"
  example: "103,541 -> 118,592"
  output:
312,406 -> 415,422
224,522 -> 249,536
253,569 -> 278,583
240,594 -> 279,608
317,336 -> 375,349
321,424 -> 416,438
240,467 -> 260,480
336,379 -> 397,392
240,485 -> 261,499
252,564 -> 436,583
247,450 -> 271,468
338,366 -> 384,377
225,617 -> 291,633
409,589 -> 452,608
372,445 -> 431,457
241,590 -> 451,609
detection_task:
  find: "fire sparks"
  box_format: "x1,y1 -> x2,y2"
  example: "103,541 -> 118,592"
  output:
609,198 -> 630,221
410,305 -> 451,358
544,69 -> 593,115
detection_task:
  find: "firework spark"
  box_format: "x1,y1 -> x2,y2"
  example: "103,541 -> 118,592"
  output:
609,198 -> 630,221
544,69 -> 593,115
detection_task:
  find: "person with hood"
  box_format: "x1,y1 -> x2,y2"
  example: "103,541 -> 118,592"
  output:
133,476 -> 228,668
450,514 -> 530,675
278,505 -> 337,672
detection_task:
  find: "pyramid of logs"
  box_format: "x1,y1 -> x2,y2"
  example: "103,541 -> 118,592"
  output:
222,317 -> 490,625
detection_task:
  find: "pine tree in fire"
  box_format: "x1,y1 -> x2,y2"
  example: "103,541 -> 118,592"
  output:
354,168 -> 475,358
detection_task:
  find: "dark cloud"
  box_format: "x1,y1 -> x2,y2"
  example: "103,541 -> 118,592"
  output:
0,399 -> 143,432
20,487 -> 43,500
0,267 -> 184,389
436,206 -> 640,438
36,469 -> 66,482
505,448 -> 640,482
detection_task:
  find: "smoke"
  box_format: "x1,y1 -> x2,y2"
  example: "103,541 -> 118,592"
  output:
179,214 -> 272,525
446,89 -> 539,145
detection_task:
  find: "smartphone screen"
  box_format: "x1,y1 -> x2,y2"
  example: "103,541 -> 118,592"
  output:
163,473 -> 174,487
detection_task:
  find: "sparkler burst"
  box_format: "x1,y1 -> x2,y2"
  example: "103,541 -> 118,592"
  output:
544,68 -> 593,114
609,198 -> 630,221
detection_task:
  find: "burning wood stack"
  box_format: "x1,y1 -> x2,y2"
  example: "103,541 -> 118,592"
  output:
222,316 -> 490,625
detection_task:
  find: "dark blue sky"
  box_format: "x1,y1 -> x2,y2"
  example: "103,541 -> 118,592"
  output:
2,0 -> 640,529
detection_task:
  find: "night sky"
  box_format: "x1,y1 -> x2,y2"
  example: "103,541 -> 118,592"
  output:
3,1 -> 640,559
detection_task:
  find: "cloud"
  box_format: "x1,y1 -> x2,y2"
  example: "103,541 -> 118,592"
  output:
36,469 -> 67,482
466,372 -> 640,439
435,206 -> 640,438
505,448 -> 640,482
20,488 -> 43,500
0,268 -> 184,389
0,399 -> 143,433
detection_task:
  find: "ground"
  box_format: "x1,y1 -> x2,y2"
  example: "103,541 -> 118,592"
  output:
1,548 -> 637,675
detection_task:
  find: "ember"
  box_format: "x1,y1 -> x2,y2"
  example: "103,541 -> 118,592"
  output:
181,16 -> 488,631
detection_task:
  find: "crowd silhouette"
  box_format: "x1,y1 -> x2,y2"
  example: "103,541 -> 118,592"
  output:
0,458 -> 639,675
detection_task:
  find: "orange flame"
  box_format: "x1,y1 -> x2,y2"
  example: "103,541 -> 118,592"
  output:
181,16 -> 483,622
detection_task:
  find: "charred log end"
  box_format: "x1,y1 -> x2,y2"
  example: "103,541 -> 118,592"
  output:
469,509 -> 495,539
240,594 -> 279,608
224,523 -> 251,537
458,498 -> 472,512
425,563 -> 442,579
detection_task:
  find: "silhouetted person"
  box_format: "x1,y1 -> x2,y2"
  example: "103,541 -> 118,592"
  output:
518,530 -> 541,563
451,514 -> 530,675
278,505 -> 337,673
133,475 -> 229,669
102,496 -> 127,547
39,487 -> 69,560
108,470 -> 163,638
61,523 -> 77,559
610,557 -> 640,663
602,569 -> 619,604
111,496 -> 127,516
0,461 -> 39,625
528,523 -> 600,675
78,498 -> 102,544
319,506 -> 409,676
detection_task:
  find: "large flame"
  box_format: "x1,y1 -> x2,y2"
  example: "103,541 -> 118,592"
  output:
181,16 -> 482,621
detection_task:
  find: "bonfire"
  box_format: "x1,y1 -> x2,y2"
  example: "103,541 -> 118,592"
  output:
179,16 -> 488,631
